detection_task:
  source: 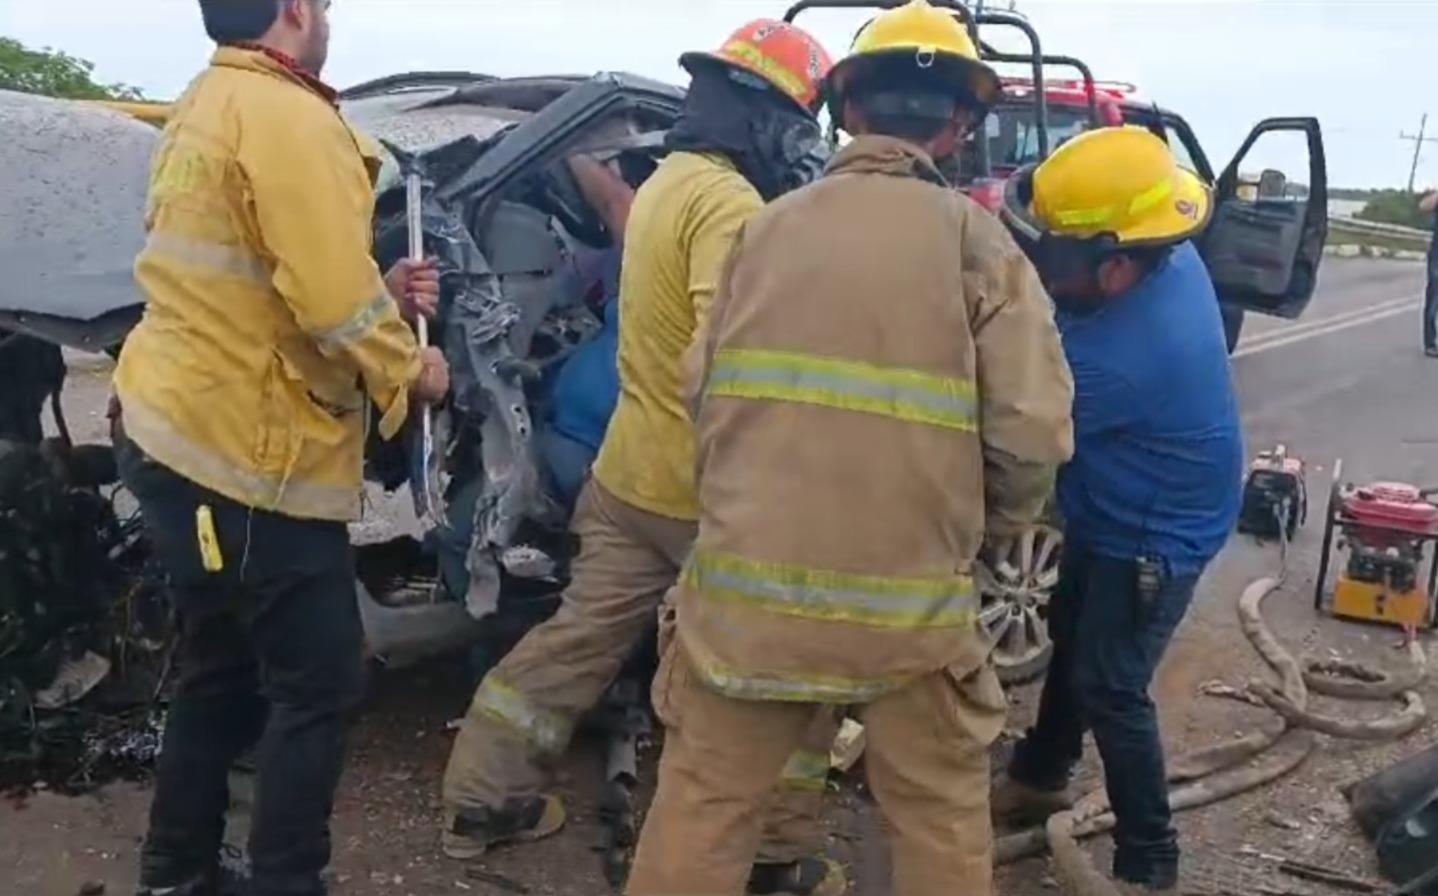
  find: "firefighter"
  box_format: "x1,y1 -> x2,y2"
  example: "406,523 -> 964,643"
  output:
114,2 -> 448,895
623,3 -> 1076,895
992,127 -> 1244,893
441,21 -> 846,896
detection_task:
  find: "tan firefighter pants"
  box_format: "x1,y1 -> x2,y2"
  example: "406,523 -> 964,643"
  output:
442,480 -> 837,863
626,642 -> 1008,896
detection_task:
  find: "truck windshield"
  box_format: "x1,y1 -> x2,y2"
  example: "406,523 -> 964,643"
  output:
982,103 -> 1092,169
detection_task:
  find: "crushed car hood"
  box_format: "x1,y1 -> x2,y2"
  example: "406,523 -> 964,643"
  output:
0,90 -> 157,349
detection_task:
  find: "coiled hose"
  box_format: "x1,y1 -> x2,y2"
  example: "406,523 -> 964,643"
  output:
994,514 -> 1431,896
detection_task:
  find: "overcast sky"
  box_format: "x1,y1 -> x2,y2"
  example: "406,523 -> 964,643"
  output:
2,0 -> 1432,189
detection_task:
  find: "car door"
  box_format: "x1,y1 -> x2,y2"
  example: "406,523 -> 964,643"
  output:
1198,117 -> 1328,320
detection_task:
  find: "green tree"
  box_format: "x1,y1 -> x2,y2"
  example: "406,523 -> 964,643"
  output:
1357,190 -> 1434,232
0,36 -> 143,100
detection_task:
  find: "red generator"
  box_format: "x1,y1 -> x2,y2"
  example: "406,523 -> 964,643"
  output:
1315,460 -> 1438,630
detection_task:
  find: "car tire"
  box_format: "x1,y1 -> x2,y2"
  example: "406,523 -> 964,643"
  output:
1221,305 -> 1245,354
995,643 -> 1055,686
976,525 -> 1063,687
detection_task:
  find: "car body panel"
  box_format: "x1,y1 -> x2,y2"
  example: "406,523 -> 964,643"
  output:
364,73 -> 686,624
0,90 -> 157,349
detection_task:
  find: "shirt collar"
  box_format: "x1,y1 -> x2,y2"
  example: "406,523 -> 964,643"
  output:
224,42 -> 339,106
824,135 -> 948,187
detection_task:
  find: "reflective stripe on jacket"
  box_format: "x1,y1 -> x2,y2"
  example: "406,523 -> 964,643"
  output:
114,48 -> 420,522
676,135 -> 1075,703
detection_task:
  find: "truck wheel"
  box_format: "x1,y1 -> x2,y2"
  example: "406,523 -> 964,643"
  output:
1221,305 -> 1245,354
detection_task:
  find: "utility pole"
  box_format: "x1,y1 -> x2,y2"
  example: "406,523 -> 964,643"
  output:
1401,113 -> 1438,193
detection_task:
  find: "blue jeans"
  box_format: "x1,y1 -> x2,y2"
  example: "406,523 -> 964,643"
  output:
1424,239 -> 1438,350
1009,541 -> 1200,883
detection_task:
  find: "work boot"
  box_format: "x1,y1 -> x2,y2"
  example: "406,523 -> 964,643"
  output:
990,772 -> 1075,828
136,879 -> 213,896
1114,876 -> 1178,895
441,795 -> 567,860
748,857 -> 848,896
1114,858 -> 1179,894
135,846 -> 251,896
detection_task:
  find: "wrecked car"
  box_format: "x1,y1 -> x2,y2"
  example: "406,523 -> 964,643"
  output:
7,0 -> 1249,708
0,74 -> 692,677
0,92 -> 171,792
1,46 -> 1069,720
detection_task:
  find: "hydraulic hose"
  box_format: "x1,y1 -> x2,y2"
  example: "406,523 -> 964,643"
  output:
995,504 -> 1431,896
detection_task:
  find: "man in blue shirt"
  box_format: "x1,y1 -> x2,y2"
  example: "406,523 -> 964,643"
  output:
539,248 -> 622,507
995,127 -> 1244,893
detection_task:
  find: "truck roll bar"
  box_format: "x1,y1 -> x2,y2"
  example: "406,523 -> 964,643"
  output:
784,1 -> 1102,168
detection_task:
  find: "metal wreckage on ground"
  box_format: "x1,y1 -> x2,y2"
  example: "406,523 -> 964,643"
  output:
0,91 -> 170,794
0,424 -> 170,794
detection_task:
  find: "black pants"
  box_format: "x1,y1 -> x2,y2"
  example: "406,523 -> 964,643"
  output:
118,436 -> 365,896
1008,542 -> 1200,883
1424,244 -> 1438,350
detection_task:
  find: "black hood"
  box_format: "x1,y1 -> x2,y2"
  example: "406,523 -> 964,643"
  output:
665,66 -> 823,201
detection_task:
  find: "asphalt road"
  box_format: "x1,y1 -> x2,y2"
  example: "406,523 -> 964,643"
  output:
1126,255 -> 1438,896
1234,257 -> 1433,485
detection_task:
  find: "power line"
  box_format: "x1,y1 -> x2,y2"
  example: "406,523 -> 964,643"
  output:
1400,113 -> 1438,193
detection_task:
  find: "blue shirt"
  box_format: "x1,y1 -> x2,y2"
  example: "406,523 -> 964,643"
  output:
1056,242 -> 1244,576
549,251 -> 622,452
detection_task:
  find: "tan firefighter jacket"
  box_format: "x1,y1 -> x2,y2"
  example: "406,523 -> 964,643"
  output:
674,135 -> 1075,703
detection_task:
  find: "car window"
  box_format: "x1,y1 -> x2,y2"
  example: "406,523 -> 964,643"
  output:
1164,125 -> 1199,173
983,104 -> 1092,169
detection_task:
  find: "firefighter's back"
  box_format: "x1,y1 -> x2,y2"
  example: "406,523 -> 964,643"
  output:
676,136 -> 1069,698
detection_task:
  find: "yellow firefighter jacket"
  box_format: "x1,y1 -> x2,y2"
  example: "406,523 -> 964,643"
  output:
590,151 -> 765,521
675,135 -> 1076,703
114,47 -> 421,522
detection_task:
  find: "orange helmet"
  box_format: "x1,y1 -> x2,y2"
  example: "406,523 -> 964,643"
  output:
680,20 -> 835,115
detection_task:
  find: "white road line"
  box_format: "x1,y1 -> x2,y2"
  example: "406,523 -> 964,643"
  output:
1233,293 -> 1422,359
1237,293 -> 1420,349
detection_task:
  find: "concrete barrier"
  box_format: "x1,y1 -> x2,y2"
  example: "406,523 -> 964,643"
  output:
1323,243 -> 1426,261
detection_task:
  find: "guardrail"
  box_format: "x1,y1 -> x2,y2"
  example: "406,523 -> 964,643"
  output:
1328,216 -> 1431,254
1323,216 -> 1430,260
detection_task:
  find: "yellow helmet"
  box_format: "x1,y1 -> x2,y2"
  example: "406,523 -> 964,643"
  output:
825,0 -> 1002,113
1026,126 -> 1213,246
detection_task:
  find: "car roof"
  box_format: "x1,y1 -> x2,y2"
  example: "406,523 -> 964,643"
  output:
346,72 -> 681,160
0,89 -> 157,348
0,72 -> 682,349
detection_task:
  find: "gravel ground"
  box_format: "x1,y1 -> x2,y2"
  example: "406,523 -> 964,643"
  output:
4,356 -> 1434,896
